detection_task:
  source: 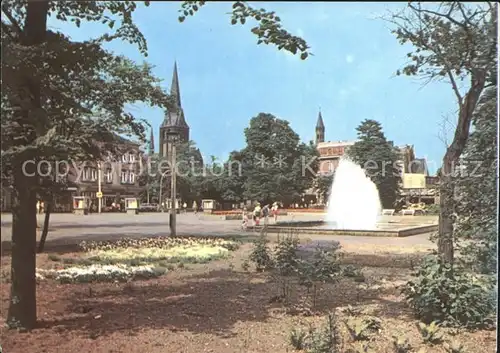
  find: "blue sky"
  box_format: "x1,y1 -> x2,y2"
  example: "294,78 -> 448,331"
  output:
48,2 -> 459,175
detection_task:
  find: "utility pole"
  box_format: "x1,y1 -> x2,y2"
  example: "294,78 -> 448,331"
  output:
166,131 -> 179,236
170,142 -> 177,236
97,162 -> 102,214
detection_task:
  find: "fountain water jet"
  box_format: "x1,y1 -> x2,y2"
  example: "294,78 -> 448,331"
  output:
325,158 -> 381,230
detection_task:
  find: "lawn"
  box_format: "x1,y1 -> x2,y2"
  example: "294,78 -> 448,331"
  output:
0,235 -> 496,353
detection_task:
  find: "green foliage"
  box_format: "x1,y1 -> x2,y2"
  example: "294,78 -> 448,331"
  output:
388,2 -> 496,84
341,265 -> 365,282
241,260 -> 250,272
298,243 -> 342,308
444,341 -> 466,353
305,313 -> 341,353
289,326 -> 308,350
425,204 -> 440,215
248,233 -> 274,272
315,173 -> 334,204
416,321 -> 444,345
346,119 -> 401,208
392,335 -> 412,353
401,255 -> 496,329
178,1 -> 311,59
248,231 -> 342,308
386,2 -> 497,264
241,113 -> 319,205
454,68 -> 497,274
343,317 -> 382,341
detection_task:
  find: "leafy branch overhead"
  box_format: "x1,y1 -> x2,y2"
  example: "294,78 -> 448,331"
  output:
178,1 -> 311,59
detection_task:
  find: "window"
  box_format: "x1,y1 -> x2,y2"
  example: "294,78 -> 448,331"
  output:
120,170 -> 135,184
129,154 -> 135,163
122,154 -> 128,163
121,170 -> 128,184
82,167 -> 96,181
105,169 -> 113,183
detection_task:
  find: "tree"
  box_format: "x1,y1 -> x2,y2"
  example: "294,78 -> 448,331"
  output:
346,119 -> 401,209
315,173 -> 334,205
454,66 -> 497,274
386,2 -> 497,263
236,113 -> 318,206
1,0 -> 311,330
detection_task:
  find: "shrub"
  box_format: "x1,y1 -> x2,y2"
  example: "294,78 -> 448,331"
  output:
249,233 -> 274,272
444,341 -> 466,353
289,327 -> 307,350
401,255 -> 496,329
341,265 -> 365,282
305,313 -> 341,353
298,244 -> 342,308
344,317 -> 382,341
416,321 -> 444,345
392,335 -> 412,352
273,233 -> 301,302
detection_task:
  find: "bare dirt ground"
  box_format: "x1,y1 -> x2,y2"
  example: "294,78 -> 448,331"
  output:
0,242 -> 496,353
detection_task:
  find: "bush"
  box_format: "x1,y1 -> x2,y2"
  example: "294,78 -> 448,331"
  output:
249,233 -> 274,272
425,204 -> 439,215
289,313 -> 340,353
401,255 -> 496,329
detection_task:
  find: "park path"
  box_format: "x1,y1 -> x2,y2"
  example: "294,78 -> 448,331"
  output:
0,212 -> 436,253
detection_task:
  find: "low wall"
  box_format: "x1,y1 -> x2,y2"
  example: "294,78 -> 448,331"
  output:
211,210 -> 288,216
248,222 -> 438,238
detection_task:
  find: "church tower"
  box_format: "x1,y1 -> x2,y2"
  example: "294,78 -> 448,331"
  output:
315,109 -> 325,144
159,61 -> 190,159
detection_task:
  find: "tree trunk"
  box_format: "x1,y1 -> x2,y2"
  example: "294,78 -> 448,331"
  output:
37,198 -> 52,253
7,163 -> 38,330
6,0 -> 49,330
437,172 -> 455,264
437,71 -> 486,264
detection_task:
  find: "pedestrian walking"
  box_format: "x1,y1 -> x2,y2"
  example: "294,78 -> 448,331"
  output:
271,202 -> 279,223
253,203 -> 262,226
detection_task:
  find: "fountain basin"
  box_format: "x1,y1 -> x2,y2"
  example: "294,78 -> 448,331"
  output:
248,220 -> 437,237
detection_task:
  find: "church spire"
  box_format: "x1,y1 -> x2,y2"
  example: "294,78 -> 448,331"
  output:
315,108 -> 325,144
171,61 -> 182,108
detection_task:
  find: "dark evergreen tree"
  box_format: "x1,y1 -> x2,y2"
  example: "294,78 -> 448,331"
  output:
347,119 -> 401,209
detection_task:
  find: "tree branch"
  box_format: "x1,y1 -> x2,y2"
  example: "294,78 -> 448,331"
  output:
1,5 -> 23,36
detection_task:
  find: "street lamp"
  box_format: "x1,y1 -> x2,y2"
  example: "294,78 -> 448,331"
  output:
166,130 -> 180,236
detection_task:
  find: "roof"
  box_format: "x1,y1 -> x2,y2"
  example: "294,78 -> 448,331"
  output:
161,61 -> 189,130
316,111 -> 324,129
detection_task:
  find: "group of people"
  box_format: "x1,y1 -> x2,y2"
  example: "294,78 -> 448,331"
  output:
241,202 -> 279,229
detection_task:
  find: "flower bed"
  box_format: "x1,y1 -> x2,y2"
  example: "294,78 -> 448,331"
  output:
88,244 -> 230,265
80,236 -> 239,252
38,237 -> 239,284
37,264 -> 166,284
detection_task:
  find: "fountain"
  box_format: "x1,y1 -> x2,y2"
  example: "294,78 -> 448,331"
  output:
248,160 -> 438,237
326,158 -> 381,230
